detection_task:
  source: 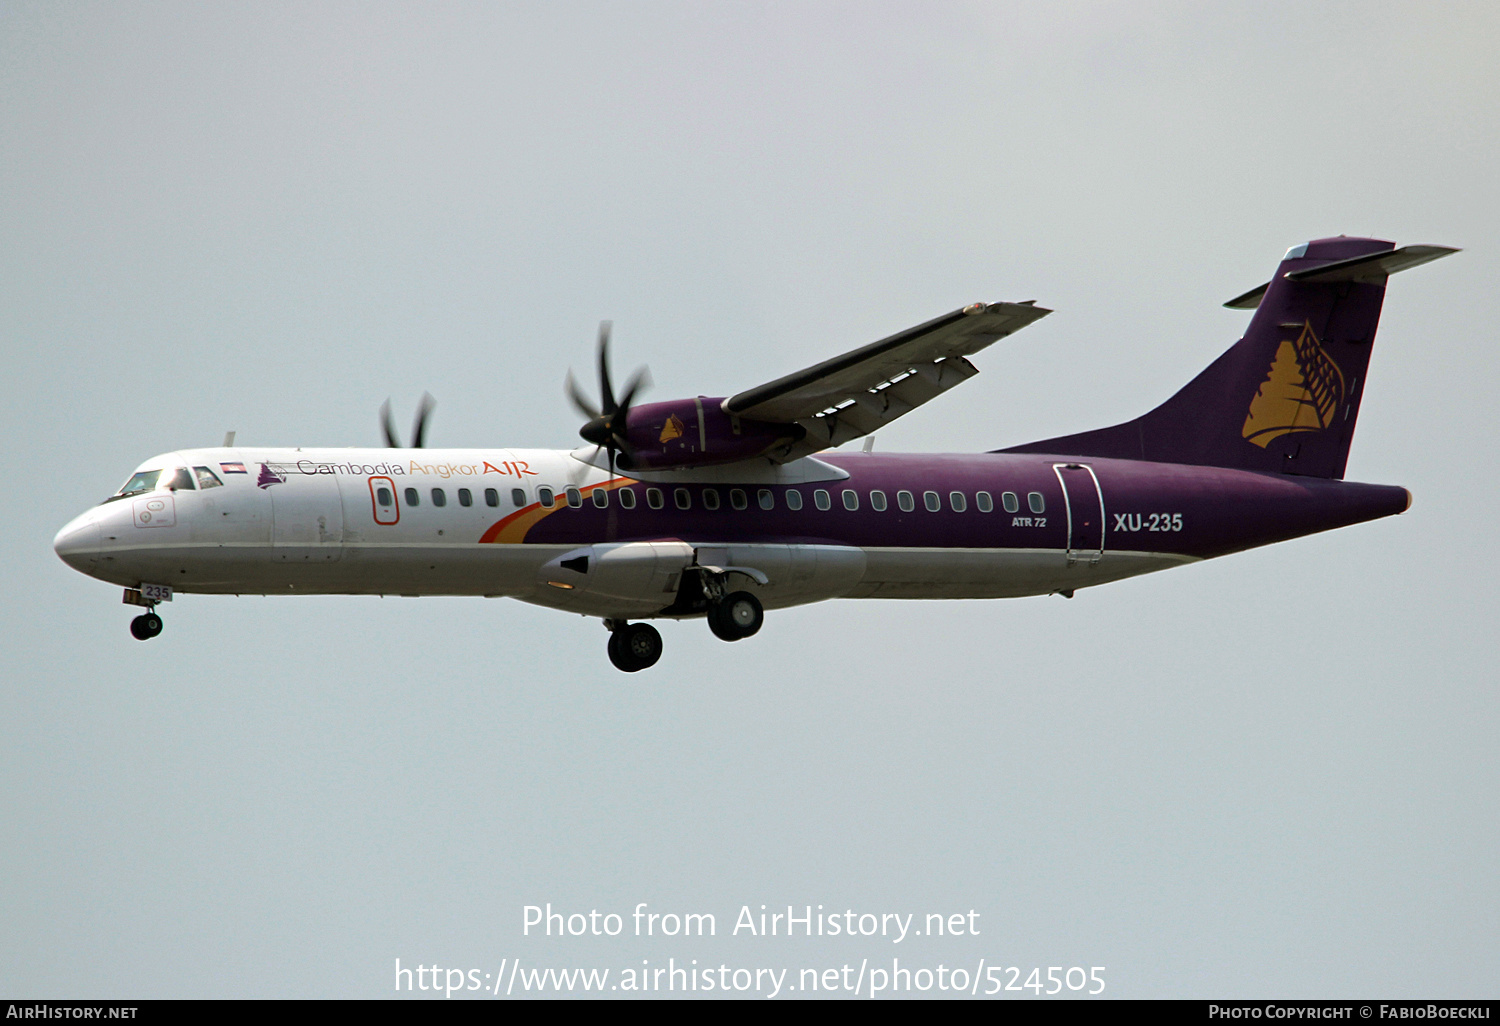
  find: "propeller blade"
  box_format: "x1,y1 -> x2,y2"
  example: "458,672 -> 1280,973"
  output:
569,320 -> 650,464
597,321 -> 616,413
615,366 -> 652,417
565,371 -> 601,420
411,392 -> 436,449
380,399 -> 400,448
570,445 -> 605,484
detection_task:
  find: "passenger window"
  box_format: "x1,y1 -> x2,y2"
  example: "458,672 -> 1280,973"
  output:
458,488 -> 472,507
566,486 -> 583,508
674,487 -> 691,510
511,488 -> 526,507
538,486 -> 555,508
1028,491 -> 1046,513
730,488 -> 748,511
646,487 -> 664,509
949,491 -> 967,512
1002,491 -> 1020,513
702,488 -> 720,510
619,488 -> 637,509
976,491 -> 993,513
758,488 -> 774,510
785,489 -> 803,511
897,490 -> 915,512
923,491 -> 941,512
431,488 -> 447,507
376,487 -> 394,506
193,466 -> 223,489
592,488 -> 608,508
405,488 -> 420,506
842,489 -> 859,511
485,488 -> 499,507
814,489 -> 831,511
166,467 -> 195,490
870,490 -> 887,511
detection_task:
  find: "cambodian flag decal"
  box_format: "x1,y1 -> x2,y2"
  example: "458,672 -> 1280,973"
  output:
220,461 -> 247,474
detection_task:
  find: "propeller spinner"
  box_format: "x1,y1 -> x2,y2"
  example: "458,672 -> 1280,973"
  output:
566,321 -> 650,472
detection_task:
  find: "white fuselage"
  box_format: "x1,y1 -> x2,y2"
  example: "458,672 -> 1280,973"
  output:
53,446 -> 1191,620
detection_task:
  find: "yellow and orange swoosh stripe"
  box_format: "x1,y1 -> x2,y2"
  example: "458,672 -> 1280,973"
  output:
478,478 -> 631,544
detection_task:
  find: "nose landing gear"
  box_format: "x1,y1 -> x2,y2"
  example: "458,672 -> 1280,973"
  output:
605,620 -> 662,672
124,587 -> 166,641
129,611 -> 164,641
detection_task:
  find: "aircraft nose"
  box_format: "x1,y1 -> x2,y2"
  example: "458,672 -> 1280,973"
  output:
53,515 -> 101,572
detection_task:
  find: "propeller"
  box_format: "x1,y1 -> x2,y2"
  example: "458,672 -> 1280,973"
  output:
566,321 -> 650,472
380,392 -> 436,448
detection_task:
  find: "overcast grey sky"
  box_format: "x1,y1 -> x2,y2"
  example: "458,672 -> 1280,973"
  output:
3,0 -> 1496,998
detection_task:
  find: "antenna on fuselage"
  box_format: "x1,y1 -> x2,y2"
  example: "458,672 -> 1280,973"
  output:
222,431 -> 236,447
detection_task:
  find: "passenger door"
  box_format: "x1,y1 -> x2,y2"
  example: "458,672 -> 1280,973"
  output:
368,476 -> 400,525
1052,463 -> 1104,565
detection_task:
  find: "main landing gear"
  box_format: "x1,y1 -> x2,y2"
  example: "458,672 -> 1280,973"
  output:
601,563 -> 769,671
602,590 -> 765,673
130,611 -> 163,641
707,591 -> 763,642
606,620 -> 663,672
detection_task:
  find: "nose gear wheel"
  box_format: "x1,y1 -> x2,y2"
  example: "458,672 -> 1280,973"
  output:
129,612 -> 163,641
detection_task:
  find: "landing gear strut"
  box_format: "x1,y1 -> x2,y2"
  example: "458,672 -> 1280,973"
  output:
130,611 -> 163,641
605,620 -> 662,672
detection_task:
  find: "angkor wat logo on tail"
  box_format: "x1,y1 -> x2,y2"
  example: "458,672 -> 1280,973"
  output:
1242,322 -> 1346,448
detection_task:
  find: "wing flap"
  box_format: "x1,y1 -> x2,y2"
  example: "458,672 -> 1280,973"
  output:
725,301 -> 1049,461
792,356 -> 980,454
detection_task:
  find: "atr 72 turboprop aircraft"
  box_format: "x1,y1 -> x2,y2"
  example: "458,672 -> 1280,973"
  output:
54,236 -> 1453,671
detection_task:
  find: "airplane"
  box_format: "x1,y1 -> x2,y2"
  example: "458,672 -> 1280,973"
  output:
53,236 -> 1455,671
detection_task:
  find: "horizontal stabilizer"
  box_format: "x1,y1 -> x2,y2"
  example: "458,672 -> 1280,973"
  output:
1007,236 -> 1456,481
1225,244 -> 1458,309
1286,244 -> 1458,283
1223,282 -> 1271,310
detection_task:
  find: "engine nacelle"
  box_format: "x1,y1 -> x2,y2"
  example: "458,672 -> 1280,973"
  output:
615,397 -> 802,471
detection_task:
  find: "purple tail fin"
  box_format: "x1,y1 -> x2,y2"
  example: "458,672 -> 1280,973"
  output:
1001,237 -> 1455,479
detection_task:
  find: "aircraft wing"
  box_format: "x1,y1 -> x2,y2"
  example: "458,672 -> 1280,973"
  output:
724,301 -> 1050,462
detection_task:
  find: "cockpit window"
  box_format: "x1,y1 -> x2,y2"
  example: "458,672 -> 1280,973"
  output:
193,466 -> 224,489
104,470 -> 162,503
103,466 -> 195,503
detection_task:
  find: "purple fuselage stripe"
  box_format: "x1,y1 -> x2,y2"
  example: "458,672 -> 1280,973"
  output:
517,453 -> 1408,558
